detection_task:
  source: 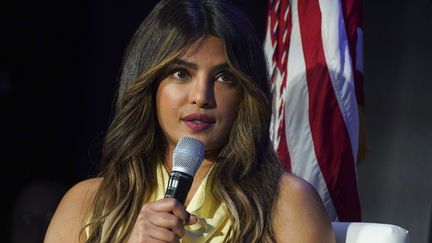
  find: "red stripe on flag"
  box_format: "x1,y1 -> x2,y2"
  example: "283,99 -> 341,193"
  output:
266,0 -> 292,170
276,0 -> 290,70
341,0 -> 364,106
277,115 -> 291,171
297,0 -> 361,221
278,4 -> 292,171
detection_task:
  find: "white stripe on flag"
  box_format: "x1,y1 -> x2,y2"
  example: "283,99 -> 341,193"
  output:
285,0 -> 338,221
264,21 -> 284,147
319,0 -> 360,160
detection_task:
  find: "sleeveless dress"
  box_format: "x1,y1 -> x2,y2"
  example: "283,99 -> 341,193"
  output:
85,163 -> 232,242
153,163 -> 231,242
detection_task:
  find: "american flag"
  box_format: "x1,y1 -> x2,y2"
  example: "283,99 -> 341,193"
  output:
264,0 -> 365,221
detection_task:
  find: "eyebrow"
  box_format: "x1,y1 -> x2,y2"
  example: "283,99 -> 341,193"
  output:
172,59 -> 230,72
173,59 -> 198,69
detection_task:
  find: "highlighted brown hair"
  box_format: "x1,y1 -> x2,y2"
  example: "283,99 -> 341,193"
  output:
84,0 -> 282,242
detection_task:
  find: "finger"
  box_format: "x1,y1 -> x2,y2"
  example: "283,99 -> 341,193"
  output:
185,214 -> 198,226
149,198 -> 190,223
144,222 -> 180,243
146,238 -> 168,243
147,237 -> 174,243
148,212 -> 186,238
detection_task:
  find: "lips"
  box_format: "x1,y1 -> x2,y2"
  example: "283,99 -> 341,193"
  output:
182,113 -> 215,132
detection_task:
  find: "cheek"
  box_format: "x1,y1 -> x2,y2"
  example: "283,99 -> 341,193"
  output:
156,84 -> 172,123
216,90 -> 241,125
156,82 -> 186,124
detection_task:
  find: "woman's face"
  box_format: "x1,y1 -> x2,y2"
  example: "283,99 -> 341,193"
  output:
156,36 -> 241,157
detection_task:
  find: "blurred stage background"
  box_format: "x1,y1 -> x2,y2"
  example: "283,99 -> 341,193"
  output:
1,0 -> 431,242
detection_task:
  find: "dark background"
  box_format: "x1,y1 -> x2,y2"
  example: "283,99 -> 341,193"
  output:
1,0 -> 431,242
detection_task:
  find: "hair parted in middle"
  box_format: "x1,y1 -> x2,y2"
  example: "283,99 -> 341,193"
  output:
84,0 -> 282,242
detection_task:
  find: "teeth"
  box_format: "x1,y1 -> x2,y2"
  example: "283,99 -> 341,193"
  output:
193,119 -> 202,123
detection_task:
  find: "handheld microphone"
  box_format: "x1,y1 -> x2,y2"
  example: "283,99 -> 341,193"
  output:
164,136 -> 204,205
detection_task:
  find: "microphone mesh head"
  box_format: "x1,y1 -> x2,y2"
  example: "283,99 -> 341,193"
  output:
172,136 -> 205,177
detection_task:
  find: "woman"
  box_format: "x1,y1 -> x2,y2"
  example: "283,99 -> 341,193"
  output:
44,0 -> 335,242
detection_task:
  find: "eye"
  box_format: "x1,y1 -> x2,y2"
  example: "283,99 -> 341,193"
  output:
215,71 -> 237,85
172,69 -> 190,80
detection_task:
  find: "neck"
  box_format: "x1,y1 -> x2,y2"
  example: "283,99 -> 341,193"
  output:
163,144 -> 215,179
163,142 -> 218,172
162,147 -> 215,207
162,150 -> 215,175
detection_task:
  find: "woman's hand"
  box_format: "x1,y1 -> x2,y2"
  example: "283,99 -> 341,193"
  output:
127,198 -> 198,243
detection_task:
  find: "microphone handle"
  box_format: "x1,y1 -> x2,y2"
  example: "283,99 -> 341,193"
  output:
164,171 -> 193,205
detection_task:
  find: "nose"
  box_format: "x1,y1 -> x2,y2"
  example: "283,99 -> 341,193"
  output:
189,76 -> 215,108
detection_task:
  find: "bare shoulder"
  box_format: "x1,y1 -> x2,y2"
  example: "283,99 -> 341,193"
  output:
273,172 -> 335,243
44,177 -> 103,243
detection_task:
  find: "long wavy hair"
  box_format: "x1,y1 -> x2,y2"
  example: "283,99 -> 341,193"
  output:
83,0 -> 282,242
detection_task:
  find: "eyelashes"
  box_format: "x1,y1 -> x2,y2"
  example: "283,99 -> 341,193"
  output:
171,69 -> 189,80
215,72 -> 237,85
169,67 -> 238,86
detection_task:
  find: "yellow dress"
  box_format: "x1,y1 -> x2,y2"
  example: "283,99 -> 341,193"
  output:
153,163 -> 231,242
